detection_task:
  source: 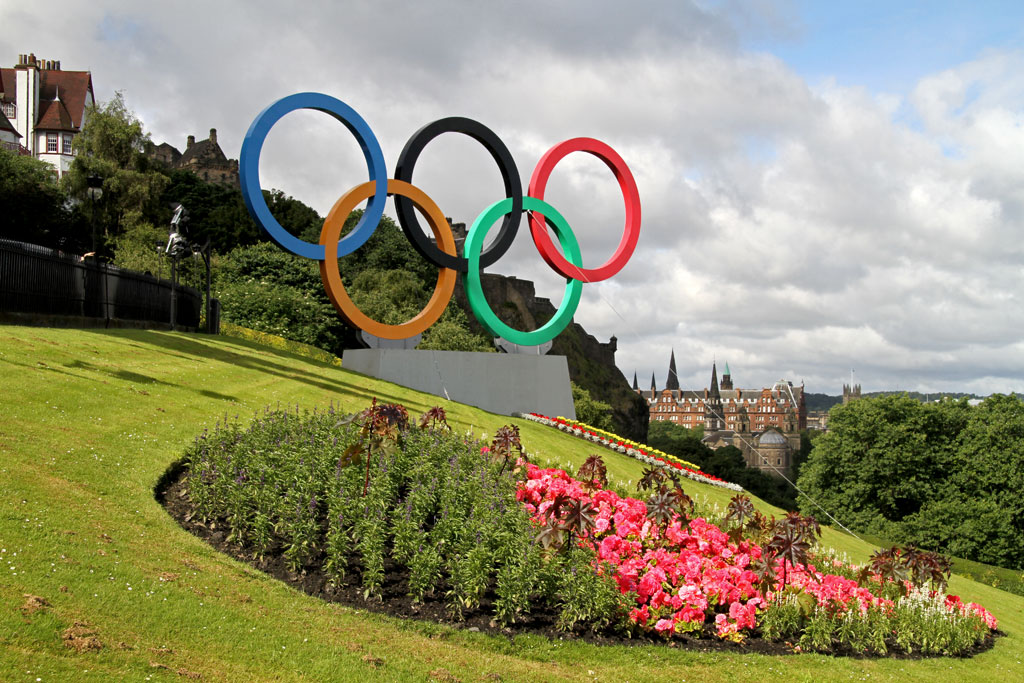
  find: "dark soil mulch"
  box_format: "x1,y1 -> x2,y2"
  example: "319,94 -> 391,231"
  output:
156,463 -> 1000,658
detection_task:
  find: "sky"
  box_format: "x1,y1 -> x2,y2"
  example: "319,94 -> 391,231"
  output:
3,1 -> 1023,396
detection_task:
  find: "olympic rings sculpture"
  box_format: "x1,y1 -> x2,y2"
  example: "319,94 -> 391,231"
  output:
239,92 -> 641,347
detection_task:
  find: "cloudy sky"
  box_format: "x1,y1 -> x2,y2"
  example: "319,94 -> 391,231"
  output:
4,1 -> 1023,395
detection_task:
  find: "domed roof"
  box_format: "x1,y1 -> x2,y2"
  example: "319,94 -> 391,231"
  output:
758,430 -> 787,446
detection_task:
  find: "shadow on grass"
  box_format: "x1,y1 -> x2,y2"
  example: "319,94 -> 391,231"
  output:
82,329 -> 416,408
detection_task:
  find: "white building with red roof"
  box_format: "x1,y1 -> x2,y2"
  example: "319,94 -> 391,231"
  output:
0,53 -> 95,176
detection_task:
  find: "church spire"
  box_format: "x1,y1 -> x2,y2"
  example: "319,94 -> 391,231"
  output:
650,372 -> 656,395
705,360 -> 726,432
665,349 -> 680,391
632,371 -> 639,391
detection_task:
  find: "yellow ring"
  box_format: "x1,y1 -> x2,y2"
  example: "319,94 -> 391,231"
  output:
319,179 -> 458,340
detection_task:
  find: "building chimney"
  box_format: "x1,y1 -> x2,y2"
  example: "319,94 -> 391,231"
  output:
209,128 -> 217,145
187,135 -> 195,149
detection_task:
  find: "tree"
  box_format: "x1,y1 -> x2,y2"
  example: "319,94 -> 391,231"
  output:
928,394 -> 1024,568
62,92 -> 169,259
571,383 -> 614,431
419,304 -> 495,352
792,394 -> 1024,568
214,225 -> 493,356
0,148 -> 84,250
646,420 -> 711,468
348,268 -> 431,325
161,170 -> 262,253
330,211 -> 439,289
796,395 -> 969,537
215,242 -> 349,353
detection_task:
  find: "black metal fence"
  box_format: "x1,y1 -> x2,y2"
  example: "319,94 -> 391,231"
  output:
0,239 -> 202,327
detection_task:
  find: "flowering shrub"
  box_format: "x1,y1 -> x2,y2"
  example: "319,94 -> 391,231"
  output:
184,402 -> 625,631
518,412 -> 743,492
517,462 -> 998,653
182,401 -> 997,656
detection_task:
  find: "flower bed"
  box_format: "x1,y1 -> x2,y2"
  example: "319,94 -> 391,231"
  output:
518,462 -> 997,653
175,400 -> 997,657
517,412 -> 743,492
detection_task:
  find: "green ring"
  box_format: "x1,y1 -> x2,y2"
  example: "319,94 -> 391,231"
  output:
465,196 -> 583,346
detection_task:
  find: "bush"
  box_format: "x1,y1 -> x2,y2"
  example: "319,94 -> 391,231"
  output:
183,402 -> 622,631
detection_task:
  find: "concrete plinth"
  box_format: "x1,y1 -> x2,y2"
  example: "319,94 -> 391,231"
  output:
342,348 -> 576,420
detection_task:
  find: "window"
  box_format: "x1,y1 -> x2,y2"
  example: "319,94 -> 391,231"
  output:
62,134 -> 73,154
46,133 -> 58,153
1,101 -> 14,118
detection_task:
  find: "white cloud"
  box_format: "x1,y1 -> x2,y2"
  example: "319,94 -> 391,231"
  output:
2,2 -> 1021,395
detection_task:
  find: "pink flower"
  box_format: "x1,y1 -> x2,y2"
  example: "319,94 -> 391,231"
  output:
654,618 -> 675,632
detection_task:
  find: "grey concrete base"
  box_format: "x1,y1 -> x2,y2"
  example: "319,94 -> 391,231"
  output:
342,348 -> 576,420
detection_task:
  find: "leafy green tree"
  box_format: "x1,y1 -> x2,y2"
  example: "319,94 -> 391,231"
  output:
571,382 -> 614,431
161,170 -> 262,253
419,304 -> 495,352
917,394 -> 1024,568
216,278 -> 344,352
218,241 -> 322,291
0,148 -> 84,250
348,268 -> 430,325
214,242 -> 352,353
62,92 -> 169,258
796,395 -> 969,537
331,210 -> 439,288
647,420 -> 711,468
265,189 -> 323,246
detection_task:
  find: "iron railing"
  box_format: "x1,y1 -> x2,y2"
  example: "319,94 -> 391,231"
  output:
0,239 -> 202,327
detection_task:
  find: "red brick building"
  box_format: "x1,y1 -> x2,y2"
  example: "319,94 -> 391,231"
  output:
635,352 -> 806,477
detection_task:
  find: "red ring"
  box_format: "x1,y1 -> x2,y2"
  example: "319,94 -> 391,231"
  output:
527,137 -> 641,283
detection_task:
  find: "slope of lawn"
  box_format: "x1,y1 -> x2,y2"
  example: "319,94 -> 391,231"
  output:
0,325 -> 1021,682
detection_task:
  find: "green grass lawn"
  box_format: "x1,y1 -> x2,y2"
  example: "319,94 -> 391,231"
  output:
1,325 -> 1021,682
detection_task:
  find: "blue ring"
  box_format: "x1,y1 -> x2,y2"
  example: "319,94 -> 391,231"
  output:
239,92 -> 387,260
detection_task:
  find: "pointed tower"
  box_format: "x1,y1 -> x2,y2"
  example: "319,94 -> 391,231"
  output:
720,362 -> 733,390
705,361 -> 726,432
650,372 -> 656,398
666,349 -> 680,393
632,372 -> 639,392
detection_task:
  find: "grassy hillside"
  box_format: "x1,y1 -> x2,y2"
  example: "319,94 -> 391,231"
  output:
1,325 -> 1021,681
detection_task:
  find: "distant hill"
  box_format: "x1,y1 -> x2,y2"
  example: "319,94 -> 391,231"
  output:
864,390 -> 986,402
804,393 -> 843,412
806,391 -> 989,413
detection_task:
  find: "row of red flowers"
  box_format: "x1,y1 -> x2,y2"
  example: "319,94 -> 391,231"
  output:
516,462 -> 997,639
518,412 -> 742,491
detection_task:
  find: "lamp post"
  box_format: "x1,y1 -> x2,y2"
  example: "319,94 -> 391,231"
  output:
192,239 -> 212,333
166,204 -> 189,329
86,175 -> 103,255
85,175 -> 107,321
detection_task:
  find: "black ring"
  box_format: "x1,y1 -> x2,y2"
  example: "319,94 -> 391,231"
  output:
394,117 -> 522,272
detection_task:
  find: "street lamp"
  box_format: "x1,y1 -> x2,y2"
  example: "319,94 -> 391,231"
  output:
191,240 -> 213,333
86,175 -> 103,255
166,204 -> 189,329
